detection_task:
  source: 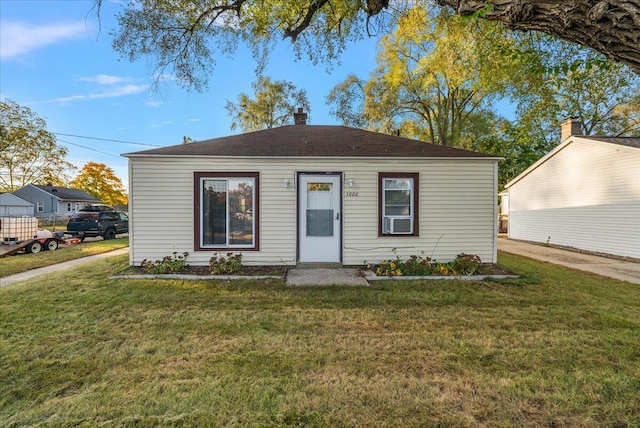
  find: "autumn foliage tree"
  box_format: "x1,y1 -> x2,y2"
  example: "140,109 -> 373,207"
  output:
0,99 -> 75,191
512,36 -> 640,144
70,162 -> 128,207
225,77 -> 311,131
328,7 -> 520,147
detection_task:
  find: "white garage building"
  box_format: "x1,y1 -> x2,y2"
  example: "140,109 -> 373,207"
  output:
504,119 -> 640,259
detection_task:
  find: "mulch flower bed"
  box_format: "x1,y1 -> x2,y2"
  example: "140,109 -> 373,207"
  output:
117,265 -> 288,277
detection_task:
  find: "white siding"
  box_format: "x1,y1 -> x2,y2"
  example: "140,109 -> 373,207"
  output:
508,139 -> 640,258
128,156 -> 499,266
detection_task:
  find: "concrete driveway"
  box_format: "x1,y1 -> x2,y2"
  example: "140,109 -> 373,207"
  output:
498,237 -> 640,284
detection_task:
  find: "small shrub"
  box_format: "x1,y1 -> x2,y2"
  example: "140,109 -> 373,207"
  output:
371,253 -> 483,276
210,252 -> 243,275
450,253 -> 482,275
374,256 -> 403,276
403,255 -> 434,276
140,252 -> 189,274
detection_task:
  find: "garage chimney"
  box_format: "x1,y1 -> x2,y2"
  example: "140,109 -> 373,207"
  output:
294,108 -> 307,125
561,117 -> 582,141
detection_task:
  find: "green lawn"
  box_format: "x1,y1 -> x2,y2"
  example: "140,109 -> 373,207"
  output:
0,237 -> 128,278
1,252 -> 639,427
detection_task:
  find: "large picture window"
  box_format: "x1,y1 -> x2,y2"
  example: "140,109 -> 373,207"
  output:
195,172 -> 259,250
379,173 -> 419,236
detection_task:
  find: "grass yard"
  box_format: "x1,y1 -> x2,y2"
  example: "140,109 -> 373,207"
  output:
1,252 -> 639,427
0,237 -> 128,278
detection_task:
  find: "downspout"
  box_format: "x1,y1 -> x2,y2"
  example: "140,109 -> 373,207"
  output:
128,158 -> 134,266
493,161 -> 499,263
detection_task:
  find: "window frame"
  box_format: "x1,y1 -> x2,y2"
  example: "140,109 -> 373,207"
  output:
378,172 -> 419,237
194,172 -> 260,251
37,201 -> 44,212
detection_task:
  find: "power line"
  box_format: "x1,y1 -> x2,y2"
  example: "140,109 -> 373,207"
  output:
56,138 -> 123,159
52,132 -> 163,147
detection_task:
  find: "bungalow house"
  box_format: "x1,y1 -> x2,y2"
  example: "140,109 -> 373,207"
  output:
0,193 -> 35,217
504,119 -> 640,259
12,184 -> 101,219
123,111 -> 501,267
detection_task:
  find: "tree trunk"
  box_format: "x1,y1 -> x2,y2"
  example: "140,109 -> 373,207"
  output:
436,0 -> 640,74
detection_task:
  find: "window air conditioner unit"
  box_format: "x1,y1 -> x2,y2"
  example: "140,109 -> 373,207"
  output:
383,217 -> 413,234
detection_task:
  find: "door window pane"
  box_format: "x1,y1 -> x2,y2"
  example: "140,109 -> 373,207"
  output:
307,210 -> 333,236
307,182 -> 331,192
307,182 -> 334,237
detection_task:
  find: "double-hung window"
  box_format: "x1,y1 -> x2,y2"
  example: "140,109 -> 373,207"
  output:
379,173 -> 419,236
195,172 -> 259,250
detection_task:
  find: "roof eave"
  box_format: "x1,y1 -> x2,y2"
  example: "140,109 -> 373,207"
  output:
123,153 -> 501,161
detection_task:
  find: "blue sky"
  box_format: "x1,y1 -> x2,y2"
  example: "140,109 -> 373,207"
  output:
1,0 -> 380,190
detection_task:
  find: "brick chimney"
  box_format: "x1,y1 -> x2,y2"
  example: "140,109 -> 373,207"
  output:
294,108 -> 307,125
561,117 -> 582,141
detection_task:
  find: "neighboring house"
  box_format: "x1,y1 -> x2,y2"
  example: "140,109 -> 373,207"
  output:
504,119 -> 640,259
0,193 -> 35,217
123,110 -> 501,267
12,184 -> 101,218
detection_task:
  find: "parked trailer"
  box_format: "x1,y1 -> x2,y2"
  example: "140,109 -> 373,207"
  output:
0,217 -> 80,257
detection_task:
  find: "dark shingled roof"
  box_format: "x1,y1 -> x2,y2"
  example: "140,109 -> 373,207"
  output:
581,136 -> 640,150
124,125 -> 497,158
34,185 -> 101,202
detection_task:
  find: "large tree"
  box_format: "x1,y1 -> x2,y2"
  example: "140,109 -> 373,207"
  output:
469,117 -> 557,189
513,36 -> 640,145
97,0 -> 640,93
436,0 -> 640,75
70,162 -> 128,207
225,77 -> 311,131
0,99 -> 75,192
327,7 -> 520,147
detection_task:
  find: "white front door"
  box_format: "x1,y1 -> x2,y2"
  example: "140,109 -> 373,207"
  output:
298,174 -> 342,263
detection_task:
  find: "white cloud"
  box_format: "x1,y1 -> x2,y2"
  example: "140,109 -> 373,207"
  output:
0,21 -> 87,59
145,100 -> 164,108
100,84 -> 149,98
78,75 -> 128,85
149,120 -> 172,129
52,75 -> 149,103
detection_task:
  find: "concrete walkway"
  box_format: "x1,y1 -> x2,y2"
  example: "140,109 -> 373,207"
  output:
498,237 -> 640,284
286,268 -> 369,286
0,247 -> 129,288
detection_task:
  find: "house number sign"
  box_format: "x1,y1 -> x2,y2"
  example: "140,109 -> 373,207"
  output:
345,191 -> 359,197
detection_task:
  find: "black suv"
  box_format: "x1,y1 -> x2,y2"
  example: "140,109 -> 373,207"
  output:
66,210 -> 129,240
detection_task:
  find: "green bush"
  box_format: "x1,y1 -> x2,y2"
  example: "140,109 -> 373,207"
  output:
210,252 -> 243,275
450,253 -> 482,275
372,253 -> 482,277
140,252 -> 189,274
